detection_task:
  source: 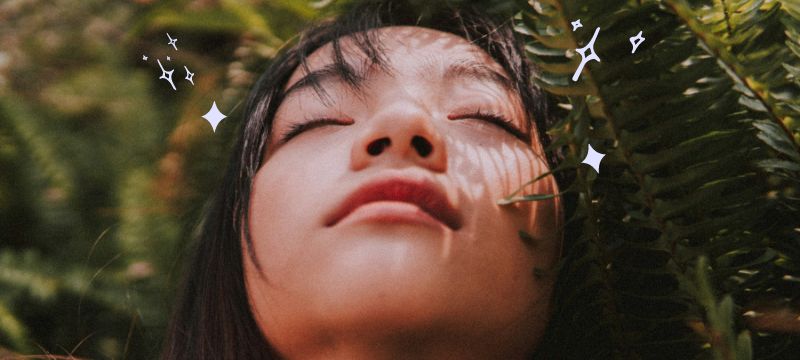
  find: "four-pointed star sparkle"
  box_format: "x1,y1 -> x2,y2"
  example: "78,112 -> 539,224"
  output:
167,33 -> 178,51
581,144 -> 606,174
202,101 -> 227,132
184,66 -> 195,85
156,59 -> 176,91
572,27 -> 601,81
630,30 -> 645,54
571,19 -> 583,31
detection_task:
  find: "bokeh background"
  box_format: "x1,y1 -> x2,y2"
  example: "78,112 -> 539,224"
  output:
0,0 -> 323,358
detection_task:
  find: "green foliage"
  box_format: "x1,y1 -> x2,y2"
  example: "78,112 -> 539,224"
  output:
0,0 -> 320,357
688,257 -> 753,360
513,0 -> 800,358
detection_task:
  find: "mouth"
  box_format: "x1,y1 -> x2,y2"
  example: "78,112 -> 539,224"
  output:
325,177 -> 463,231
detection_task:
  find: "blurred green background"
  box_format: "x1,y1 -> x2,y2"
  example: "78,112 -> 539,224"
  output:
0,0 -> 322,358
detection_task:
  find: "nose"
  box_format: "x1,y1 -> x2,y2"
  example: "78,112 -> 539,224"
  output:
350,103 -> 448,173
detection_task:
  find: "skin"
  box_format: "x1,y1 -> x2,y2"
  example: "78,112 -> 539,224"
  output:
245,26 -> 563,359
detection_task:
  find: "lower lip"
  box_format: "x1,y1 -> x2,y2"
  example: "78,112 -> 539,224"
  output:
335,201 -> 447,229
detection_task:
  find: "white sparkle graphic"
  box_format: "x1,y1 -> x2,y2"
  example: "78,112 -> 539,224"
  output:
581,144 -> 605,173
571,19 -> 583,31
184,66 -> 195,85
202,101 -> 227,132
142,54 -> 148,61
166,56 -> 171,61
167,33 -> 178,51
630,31 -> 645,54
572,26 -> 601,82
156,59 -> 176,91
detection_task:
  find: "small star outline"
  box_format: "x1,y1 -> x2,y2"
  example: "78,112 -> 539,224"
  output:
156,59 -> 176,91
571,19 -> 583,31
184,66 -> 195,85
167,33 -> 178,51
572,26 -> 602,82
630,31 -> 645,54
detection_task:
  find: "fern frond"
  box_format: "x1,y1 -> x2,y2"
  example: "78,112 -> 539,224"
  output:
518,0 -> 800,358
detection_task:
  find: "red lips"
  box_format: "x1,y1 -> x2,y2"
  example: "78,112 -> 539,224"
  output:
325,177 -> 463,230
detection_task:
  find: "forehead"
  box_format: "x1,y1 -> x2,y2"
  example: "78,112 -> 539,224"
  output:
285,26 -> 509,89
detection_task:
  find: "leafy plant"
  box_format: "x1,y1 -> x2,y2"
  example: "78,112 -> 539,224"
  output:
0,0 -> 319,357
511,0 -> 800,358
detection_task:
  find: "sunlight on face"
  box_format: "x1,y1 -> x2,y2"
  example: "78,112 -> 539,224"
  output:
245,26 -> 562,358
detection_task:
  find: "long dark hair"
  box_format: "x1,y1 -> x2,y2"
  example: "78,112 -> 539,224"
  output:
160,1 -> 570,358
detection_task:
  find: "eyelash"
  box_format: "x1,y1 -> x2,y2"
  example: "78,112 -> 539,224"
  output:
448,111 -> 529,143
279,117 -> 351,144
279,111 -> 528,144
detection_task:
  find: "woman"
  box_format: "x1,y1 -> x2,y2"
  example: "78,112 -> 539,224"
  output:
162,1 -> 570,358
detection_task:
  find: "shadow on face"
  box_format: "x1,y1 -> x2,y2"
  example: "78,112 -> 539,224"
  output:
244,26 -> 563,359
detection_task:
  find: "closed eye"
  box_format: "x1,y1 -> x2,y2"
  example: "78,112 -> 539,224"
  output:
279,118 -> 353,144
448,111 -> 530,144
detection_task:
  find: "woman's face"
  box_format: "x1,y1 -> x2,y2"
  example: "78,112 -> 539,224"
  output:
245,26 -> 562,357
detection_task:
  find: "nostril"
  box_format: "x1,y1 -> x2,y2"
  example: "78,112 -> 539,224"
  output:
367,137 -> 391,156
411,136 -> 433,157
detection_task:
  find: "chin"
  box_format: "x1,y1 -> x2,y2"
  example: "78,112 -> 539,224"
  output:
306,235 -> 460,326
318,223 -> 457,274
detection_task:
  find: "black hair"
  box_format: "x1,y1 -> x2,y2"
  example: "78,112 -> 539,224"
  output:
161,1 -> 570,359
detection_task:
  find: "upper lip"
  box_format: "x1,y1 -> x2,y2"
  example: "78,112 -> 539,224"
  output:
325,176 -> 463,230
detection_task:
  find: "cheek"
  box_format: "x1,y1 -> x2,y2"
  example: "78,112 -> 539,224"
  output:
247,140 -> 348,279
449,138 -> 543,201
449,139 -> 560,264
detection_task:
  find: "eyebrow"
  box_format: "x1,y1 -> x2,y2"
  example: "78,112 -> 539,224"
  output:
282,62 -> 368,102
440,60 -> 516,93
283,58 -> 517,102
